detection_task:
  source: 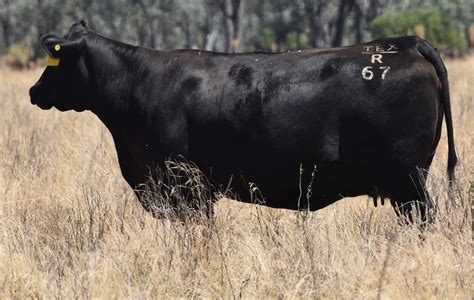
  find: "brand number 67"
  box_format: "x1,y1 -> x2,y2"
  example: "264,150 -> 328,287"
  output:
362,66 -> 391,81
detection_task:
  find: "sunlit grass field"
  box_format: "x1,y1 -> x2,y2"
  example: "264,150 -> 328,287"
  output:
0,55 -> 472,298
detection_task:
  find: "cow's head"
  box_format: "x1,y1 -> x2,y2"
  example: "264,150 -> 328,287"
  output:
29,21 -> 91,112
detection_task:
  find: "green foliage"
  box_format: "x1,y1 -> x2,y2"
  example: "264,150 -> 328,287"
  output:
370,7 -> 468,54
4,42 -> 29,69
257,27 -> 277,51
286,31 -> 309,50
0,0 -> 472,59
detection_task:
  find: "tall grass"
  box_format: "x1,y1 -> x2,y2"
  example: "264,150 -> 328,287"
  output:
0,56 -> 472,298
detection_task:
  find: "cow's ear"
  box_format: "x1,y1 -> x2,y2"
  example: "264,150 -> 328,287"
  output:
40,34 -> 82,59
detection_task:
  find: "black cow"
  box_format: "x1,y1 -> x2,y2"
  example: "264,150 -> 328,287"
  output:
29,21 -> 457,223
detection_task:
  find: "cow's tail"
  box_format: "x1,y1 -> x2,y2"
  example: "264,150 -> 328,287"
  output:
416,37 -> 457,183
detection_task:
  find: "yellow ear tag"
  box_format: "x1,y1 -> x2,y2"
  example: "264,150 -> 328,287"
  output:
54,44 -> 61,51
47,56 -> 60,67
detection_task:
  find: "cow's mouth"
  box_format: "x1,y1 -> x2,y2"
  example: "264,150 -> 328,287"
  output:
32,99 -> 54,110
39,103 -> 54,110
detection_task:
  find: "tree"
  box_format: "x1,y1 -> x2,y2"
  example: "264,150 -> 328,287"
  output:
218,0 -> 245,53
371,6 -> 468,54
1,0 -> 472,64
0,0 -> 12,53
332,0 -> 355,47
303,0 -> 330,48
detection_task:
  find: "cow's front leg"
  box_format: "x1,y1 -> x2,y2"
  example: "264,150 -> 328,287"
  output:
133,159 -> 217,220
162,159 -> 217,220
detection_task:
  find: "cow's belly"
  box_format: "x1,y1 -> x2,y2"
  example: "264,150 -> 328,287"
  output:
186,121 -> 365,209
187,104 -> 438,209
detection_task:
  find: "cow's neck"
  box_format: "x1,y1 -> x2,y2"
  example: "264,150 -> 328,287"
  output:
85,36 -> 152,133
84,36 -> 164,182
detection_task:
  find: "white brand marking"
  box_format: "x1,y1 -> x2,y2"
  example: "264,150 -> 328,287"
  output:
361,43 -> 396,81
371,54 -> 383,64
387,44 -> 398,51
362,66 -> 374,80
362,66 -> 391,81
362,51 -> 398,54
380,66 -> 391,80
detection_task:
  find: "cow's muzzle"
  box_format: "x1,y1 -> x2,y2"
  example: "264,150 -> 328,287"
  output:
29,85 -> 53,109
29,86 -> 38,104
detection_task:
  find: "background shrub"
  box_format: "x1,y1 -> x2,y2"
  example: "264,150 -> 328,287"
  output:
371,7 -> 468,55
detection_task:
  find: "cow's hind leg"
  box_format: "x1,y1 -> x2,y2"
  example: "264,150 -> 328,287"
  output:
389,170 -> 434,228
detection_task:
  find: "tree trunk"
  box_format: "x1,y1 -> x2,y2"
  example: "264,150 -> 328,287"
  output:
223,0 -> 233,52
137,0 -> 159,49
332,0 -> 355,47
232,0 -> 244,52
220,0 -> 245,53
204,14 -> 219,51
354,2 -> 363,43
184,17 -> 192,49
0,0 -> 12,52
303,0 -> 329,48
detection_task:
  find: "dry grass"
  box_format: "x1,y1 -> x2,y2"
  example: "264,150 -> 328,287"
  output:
0,55 -> 472,299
